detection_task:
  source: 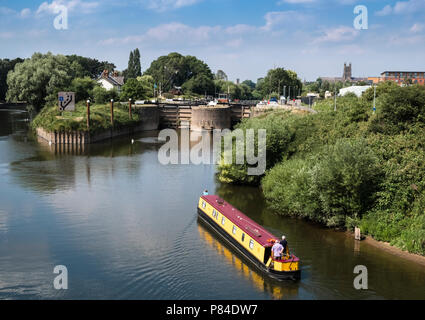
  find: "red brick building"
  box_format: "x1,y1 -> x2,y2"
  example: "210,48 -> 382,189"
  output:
379,71 -> 425,85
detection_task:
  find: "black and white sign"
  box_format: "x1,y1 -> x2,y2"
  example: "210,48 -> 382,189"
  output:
58,92 -> 75,111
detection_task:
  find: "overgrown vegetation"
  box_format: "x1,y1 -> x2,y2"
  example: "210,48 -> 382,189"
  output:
217,82 -> 425,255
31,102 -> 141,134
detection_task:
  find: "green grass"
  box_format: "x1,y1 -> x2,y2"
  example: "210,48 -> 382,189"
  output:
32,102 -> 141,134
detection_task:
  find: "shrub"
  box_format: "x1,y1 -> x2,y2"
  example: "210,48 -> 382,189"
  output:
217,111 -> 295,185
120,78 -> 147,101
263,138 -> 383,227
92,86 -> 119,104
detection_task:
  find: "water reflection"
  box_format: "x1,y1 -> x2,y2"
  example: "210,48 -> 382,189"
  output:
197,221 -> 299,300
2,108 -> 425,299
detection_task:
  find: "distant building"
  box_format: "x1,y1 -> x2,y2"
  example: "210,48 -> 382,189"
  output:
339,85 -> 371,97
380,71 -> 425,85
342,63 -> 352,81
324,91 -> 333,99
169,86 -> 183,96
320,63 -> 369,84
97,70 -> 124,93
367,77 -> 381,84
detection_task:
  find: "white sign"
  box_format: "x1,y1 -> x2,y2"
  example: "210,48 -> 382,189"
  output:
58,92 -> 75,111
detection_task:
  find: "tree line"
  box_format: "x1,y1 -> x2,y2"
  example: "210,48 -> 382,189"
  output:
2,50 -> 303,110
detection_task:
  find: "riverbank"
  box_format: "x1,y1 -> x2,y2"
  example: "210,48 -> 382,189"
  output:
32,102 -> 142,134
31,102 -> 160,144
217,83 -> 425,257
362,235 -> 425,267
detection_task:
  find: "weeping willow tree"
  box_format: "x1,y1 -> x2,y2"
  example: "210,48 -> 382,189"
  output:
6,52 -> 74,110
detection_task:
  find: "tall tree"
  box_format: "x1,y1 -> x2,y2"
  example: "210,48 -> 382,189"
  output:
126,49 -> 142,80
0,58 -> 24,101
6,52 -> 73,110
257,67 -> 302,99
133,48 -> 142,77
215,70 -> 228,81
66,55 -> 116,79
144,52 -> 213,93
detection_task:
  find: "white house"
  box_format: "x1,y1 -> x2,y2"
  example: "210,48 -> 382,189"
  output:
97,70 -> 124,93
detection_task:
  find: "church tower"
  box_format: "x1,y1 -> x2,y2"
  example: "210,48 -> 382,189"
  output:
343,63 -> 352,81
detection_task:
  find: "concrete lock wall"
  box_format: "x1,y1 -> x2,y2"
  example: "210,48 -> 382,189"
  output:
136,106 -> 160,131
191,106 -> 232,131
36,106 -> 160,145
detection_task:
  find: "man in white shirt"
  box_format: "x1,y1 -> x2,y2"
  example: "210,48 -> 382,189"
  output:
271,240 -> 284,261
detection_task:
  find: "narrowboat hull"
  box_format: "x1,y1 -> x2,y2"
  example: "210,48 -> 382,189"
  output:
197,207 -> 301,281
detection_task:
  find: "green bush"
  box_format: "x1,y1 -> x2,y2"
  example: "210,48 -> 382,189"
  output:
120,78 -> 147,101
69,77 -> 96,102
310,139 -> 382,222
224,84 -> 425,255
263,139 -> 382,227
217,111 -> 295,185
262,157 -> 318,220
92,86 -> 119,104
369,84 -> 425,134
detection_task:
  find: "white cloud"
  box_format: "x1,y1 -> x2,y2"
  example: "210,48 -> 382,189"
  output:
336,44 -> 365,55
36,0 -> 99,15
20,8 -> 31,18
315,26 -> 359,43
376,0 -> 425,16
0,6 -> 16,15
261,11 -> 307,31
100,22 -> 220,45
99,10 -> 307,47
224,24 -> 257,35
143,0 -> 203,12
375,4 -> 392,16
389,34 -> 425,45
410,23 -> 424,33
0,32 -> 14,39
277,0 -> 316,3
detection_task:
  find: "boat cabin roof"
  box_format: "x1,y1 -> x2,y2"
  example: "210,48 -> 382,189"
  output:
201,195 -> 278,247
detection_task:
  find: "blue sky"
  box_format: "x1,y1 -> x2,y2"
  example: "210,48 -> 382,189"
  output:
1,0 -> 424,81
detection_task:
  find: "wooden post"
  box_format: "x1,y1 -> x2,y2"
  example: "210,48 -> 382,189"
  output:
355,227 -> 361,241
110,99 -> 114,126
129,98 -> 132,120
86,99 -> 91,130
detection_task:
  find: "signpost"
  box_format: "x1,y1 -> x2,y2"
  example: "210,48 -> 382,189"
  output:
58,92 -> 75,112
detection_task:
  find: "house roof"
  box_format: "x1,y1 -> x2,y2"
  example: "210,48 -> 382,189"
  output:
98,75 -> 124,87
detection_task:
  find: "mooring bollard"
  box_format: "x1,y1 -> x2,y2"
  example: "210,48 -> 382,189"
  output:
129,98 -> 132,120
86,99 -> 91,130
110,99 -> 114,126
355,227 -> 361,241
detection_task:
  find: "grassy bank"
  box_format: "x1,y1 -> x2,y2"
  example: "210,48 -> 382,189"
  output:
31,102 -> 141,134
217,82 -> 425,256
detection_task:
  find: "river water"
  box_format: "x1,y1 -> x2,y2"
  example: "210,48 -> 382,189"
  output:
0,107 -> 424,300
